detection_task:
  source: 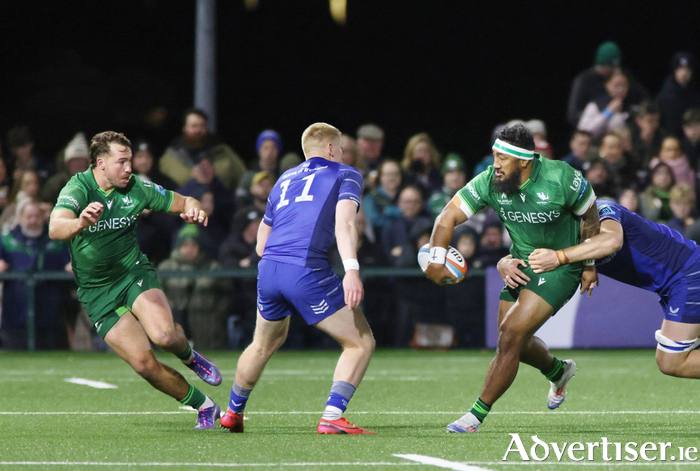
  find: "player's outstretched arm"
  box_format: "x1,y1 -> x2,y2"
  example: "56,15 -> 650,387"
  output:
529,219 -> 623,273
425,197 -> 467,285
168,192 -> 208,226
49,203 -> 103,241
335,199 -> 363,310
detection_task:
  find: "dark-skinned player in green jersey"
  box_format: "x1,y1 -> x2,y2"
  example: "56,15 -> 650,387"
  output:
49,131 -> 222,430
424,124 -> 600,433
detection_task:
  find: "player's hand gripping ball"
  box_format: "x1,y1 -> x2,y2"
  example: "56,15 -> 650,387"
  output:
417,243 -> 468,284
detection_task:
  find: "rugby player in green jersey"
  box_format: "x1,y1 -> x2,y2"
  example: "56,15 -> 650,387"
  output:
49,131 -> 223,430
425,124 -> 600,433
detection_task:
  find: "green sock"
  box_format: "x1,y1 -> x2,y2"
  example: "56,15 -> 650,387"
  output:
469,398 -> 491,423
176,343 -> 194,363
541,357 -> 564,382
179,384 -> 206,409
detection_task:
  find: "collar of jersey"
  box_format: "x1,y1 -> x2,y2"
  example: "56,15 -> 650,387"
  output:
518,154 -> 541,190
84,168 -> 116,196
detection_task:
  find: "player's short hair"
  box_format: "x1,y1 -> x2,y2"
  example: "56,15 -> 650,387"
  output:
301,123 -> 341,159
495,123 -> 535,152
90,131 -> 132,168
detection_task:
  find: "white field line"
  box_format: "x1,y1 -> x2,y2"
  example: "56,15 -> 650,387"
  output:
395,454 -> 493,470
0,462 -> 420,468
1,460 -> 694,468
64,378 -> 118,389
3,410 -> 700,416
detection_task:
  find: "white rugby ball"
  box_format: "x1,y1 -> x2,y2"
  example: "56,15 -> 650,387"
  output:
417,243 -> 467,284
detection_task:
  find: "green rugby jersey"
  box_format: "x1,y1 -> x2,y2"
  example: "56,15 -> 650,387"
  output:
53,169 -> 174,288
456,156 -> 595,261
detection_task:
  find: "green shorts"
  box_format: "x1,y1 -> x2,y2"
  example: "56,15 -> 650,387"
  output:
78,259 -> 163,339
500,262 -> 582,313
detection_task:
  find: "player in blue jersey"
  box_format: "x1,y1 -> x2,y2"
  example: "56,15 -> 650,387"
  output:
219,123 -> 376,435
502,199 -> 700,380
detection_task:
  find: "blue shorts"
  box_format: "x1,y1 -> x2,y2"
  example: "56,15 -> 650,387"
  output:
660,254 -> 700,324
257,259 -> 346,325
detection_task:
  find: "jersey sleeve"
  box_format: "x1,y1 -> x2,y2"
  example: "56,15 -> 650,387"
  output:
563,167 -> 596,216
338,167 -> 363,209
596,200 -> 623,224
455,168 -> 491,218
53,179 -> 88,216
263,195 -> 274,226
140,177 -> 175,213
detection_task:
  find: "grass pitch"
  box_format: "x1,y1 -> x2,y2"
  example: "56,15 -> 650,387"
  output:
1,349 -> 698,470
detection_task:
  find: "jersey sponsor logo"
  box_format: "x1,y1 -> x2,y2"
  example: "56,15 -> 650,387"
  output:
519,193 -> 526,202
106,200 -> 113,210
466,183 -> 480,201
57,195 -> 79,210
497,192 -> 512,205
576,179 -> 589,201
599,204 -> 615,216
570,170 -> 583,192
538,277 -> 546,286
87,214 -> 139,233
502,210 -> 561,224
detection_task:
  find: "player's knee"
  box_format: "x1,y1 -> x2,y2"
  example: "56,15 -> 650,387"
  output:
151,329 -> 179,350
655,330 -> 700,377
497,322 -> 528,352
656,351 -> 684,377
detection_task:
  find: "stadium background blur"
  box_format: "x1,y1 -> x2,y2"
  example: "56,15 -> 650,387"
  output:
2,0 -> 700,351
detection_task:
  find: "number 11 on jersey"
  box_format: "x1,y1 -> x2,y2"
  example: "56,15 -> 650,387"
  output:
277,174 -> 315,209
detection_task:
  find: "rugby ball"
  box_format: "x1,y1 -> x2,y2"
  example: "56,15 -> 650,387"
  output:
417,243 -> 467,284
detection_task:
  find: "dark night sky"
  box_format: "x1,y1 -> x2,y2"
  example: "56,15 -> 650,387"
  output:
3,0 -> 700,173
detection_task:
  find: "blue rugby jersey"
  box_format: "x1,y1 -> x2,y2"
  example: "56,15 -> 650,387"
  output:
595,199 -> 699,292
261,157 -> 363,268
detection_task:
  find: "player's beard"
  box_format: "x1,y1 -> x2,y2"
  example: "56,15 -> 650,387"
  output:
493,167 -> 522,195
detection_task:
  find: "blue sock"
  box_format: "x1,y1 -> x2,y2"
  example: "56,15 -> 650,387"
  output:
322,381 -> 356,420
229,382 -> 252,413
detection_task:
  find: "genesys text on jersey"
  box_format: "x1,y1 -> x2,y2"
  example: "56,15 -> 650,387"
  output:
87,214 -> 139,233
498,209 -> 562,224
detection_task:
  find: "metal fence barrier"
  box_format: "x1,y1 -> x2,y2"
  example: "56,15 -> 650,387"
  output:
0,267 -> 486,352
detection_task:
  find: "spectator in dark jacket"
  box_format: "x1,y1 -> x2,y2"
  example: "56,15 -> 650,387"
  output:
382,186 -> 433,267
657,52 -> 700,139
567,41 -> 649,127
0,199 -> 72,350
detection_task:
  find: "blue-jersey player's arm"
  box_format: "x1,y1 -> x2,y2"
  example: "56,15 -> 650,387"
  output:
335,199 -> 363,310
256,221 -> 272,257
528,218 -> 623,273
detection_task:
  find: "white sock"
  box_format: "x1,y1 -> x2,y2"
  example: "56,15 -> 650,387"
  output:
322,405 -> 343,421
199,397 -> 215,410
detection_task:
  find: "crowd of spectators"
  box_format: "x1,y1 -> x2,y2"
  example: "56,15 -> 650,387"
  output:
2,43 -> 700,350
